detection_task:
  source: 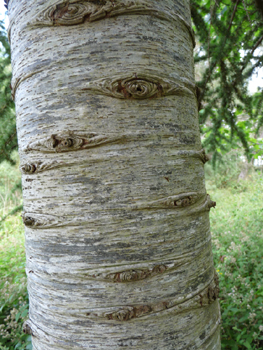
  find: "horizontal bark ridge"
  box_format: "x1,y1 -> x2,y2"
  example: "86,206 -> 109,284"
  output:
23,272 -> 219,331
8,1 -> 195,45
21,193 -> 216,228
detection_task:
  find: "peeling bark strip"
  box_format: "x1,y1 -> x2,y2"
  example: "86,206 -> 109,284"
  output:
81,73 -> 195,99
9,0 -> 221,348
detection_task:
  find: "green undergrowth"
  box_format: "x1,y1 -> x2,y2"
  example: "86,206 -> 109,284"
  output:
206,164 -> 263,349
0,153 -> 31,350
0,152 -> 263,349
0,223 -> 30,350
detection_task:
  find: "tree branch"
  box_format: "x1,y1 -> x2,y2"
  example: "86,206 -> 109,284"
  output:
199,0 -> 240,102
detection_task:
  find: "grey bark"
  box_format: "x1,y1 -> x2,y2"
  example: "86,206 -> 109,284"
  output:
8,0 -> 221,349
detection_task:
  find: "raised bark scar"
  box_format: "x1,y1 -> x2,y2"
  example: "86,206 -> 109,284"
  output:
93,264 -> 168,282
19,149 -> 209,175
22,213 -> 40,227
21,212 -> 53,228
28,0 -> 195,46
199,149 -> 210,164
21,194 -> 215,230
23,132 -> 112,153
82,73 -> 195,99
20,160 -> 64,174
23,320 -> 33,335
206,195 -> 216,209
131,192 -> 201,210
87,272 -> 220,321
49,0 -> 109,25
21,212 -> 79,228
173,195 -> 196,207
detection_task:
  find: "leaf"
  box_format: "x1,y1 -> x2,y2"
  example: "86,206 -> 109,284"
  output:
243,341 -> 252,349
15,311 -> 21,322
21,309 -> 28,318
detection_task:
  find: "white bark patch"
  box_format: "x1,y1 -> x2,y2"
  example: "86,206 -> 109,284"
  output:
9,0 -> 221,348
26,0 -> 195,44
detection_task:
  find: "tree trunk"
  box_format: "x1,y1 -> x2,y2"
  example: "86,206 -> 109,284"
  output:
8,0 -> 221,349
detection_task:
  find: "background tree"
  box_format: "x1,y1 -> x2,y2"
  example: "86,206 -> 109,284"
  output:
1,1 -> 263,165
191,0 -> 263,163
8,0 -> 220,349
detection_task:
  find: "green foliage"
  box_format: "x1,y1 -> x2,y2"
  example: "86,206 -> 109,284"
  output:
0,229 -> 31,350
0,4 -> 262,165
0,152 -> 22,215
0,154 -> 30,350
204,149 -> 251,189
207,170 -> 263,349
0,3 -> 262,349
0,19 -> 16,164
191,0 -> 263,161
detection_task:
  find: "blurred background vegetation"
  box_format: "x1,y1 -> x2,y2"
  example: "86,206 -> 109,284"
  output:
0,0 -> 263,349
0,19 -> 16,165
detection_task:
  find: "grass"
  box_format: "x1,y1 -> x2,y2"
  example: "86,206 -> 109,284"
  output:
0,152 -> 263,349
0,153 -> 30,350
207,172 -> 263,350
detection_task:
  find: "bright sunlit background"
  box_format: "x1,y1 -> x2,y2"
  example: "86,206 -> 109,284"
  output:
0,2 -> 9,28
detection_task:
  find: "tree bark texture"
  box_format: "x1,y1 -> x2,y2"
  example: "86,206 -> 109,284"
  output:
8,0 -> 221,349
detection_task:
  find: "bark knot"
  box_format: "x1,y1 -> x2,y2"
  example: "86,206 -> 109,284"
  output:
82,73 -> 195,100
20,160 -> 64,174
24,132 -> 110,153
29,1 -> 195,46
23,320 -> 33,335
104,264 -> 168,282
207,194 -> 216,209
22,213 -> 39,227
21,163 -> 36,174
199,272 -> 220,306
106,305 -> 152,321
174,195 -> 195,207
199,149 -> 210,164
